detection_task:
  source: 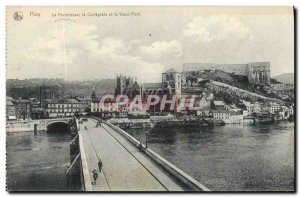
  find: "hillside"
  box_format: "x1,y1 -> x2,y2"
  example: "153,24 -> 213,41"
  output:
274,73 -> 294,84
6,78 -> 116,99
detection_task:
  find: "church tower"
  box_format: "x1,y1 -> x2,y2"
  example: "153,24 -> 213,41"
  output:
162,68 -> 181,95
91,85 -> 97,102
116,74 -> 127,95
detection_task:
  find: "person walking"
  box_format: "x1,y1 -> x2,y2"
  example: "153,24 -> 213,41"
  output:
98,159 -> 103,173
92,169 -> 98,185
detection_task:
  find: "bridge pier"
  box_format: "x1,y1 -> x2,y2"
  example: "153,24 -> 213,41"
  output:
34,123 -> 37,135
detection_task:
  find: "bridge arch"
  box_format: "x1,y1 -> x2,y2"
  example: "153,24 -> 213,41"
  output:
46,120 -> 70,133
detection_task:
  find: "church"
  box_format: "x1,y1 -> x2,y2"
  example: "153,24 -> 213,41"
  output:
115,68 -> 182,100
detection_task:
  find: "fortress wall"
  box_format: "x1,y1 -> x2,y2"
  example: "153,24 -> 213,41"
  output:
181,62 -> 271,85
246,62 -> 270,84
214,64 -> 247,76
182,63 -> 216,72
182,63 -> 248,76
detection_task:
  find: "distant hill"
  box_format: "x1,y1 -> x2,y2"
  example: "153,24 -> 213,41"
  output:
93,79 -> 116,97
6,78 -> 116,99
274,73 -> 294,84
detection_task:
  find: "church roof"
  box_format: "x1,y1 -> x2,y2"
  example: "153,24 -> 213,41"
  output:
143,83 -> 161,89
132,81 -> 140,89
214,101 -> 225,106
163,68 -> 178,73
125,81 -> 140,90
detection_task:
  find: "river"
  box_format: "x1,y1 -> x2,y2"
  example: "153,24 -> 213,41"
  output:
6,122 -> 294,191
6,131 -> 81,191
126,122 -> 294,191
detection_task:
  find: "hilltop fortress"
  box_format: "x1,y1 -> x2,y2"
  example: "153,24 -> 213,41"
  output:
182,62 -> 270,85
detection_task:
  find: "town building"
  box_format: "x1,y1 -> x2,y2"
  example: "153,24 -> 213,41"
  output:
229,111 -> 244,124
91,86 -> 123,117
210,110 -> 243,124
75,96 -> 90,113
213,100 -> 226,110
14,98 -> 31,120
240,100 -> 254,115
253,102 -> 261,113
29,97 -> 40,108
6,98 -> 16,120
31,108 -> 47,119
267,102 -> 281,113
278,106 -> 294,120
211,110 -> 231,121
47,98 -> 80,118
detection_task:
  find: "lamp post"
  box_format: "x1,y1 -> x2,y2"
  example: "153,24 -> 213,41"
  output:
145,129 -> 149,148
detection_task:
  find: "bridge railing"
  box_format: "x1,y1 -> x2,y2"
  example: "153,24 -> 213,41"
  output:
91,117 -> 210,192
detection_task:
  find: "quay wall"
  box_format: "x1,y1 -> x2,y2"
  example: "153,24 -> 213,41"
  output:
6,120 -> 47,132
6,118 -> 71,132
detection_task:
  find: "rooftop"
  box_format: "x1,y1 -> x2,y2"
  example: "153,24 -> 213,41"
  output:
15,99 -> 31,103
163,68 -> 178,74
6,101 -> 14,106
210,110 -> 230,113
6,96 -> 14,102
214,101 -> 225,106
47,98 -> 79,104
143,83 -> 162,89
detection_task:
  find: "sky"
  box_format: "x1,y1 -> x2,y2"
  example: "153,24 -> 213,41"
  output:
6,6 -> 294,83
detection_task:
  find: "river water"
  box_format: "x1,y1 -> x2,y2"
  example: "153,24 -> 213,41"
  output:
6,122 -> 294,191
126,122 -> 295,191
6,131 -> 81,191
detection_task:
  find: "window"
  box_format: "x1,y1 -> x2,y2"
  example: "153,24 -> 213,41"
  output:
166,75 -> 169,81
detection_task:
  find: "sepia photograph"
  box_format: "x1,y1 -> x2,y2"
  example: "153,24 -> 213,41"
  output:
6,6 -> 295,192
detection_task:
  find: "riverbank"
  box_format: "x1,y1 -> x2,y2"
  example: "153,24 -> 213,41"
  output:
6,120 -> 47,132
108,118 -> 152,129
6,118 -> 71,132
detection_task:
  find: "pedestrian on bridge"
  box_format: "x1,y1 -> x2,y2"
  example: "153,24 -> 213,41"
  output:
98,159 -> 103,173
96,120 -> 102,128
92,169 -> 98,185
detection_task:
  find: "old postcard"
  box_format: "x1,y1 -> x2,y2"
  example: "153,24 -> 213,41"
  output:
6,6 -> 295,192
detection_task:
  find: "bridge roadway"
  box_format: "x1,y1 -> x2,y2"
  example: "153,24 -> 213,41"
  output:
78,118 -> 190,191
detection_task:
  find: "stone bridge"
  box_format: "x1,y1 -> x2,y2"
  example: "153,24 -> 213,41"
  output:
67,117 -> 210,191
6,118 -> 72,132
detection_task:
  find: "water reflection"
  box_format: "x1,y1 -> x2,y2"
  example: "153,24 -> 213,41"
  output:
126,122 -> 294,191
7,131 -> 81,191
